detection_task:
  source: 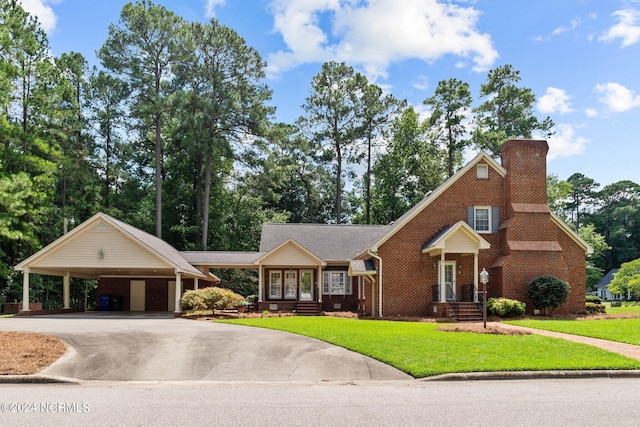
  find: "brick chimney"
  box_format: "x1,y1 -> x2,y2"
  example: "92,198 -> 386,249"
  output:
501,139 -> 549,207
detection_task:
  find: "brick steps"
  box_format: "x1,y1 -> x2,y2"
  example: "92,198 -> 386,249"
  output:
447,302 -> 483,322
296,301 -> 320,316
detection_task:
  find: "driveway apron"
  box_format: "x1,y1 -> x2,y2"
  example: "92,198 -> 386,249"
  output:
1,313 -> 411,381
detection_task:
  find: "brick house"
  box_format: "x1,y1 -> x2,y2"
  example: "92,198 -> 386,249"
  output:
15,139 -> 590,317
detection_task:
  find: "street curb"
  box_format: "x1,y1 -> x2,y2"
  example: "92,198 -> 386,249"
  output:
422,370 -> 640,381
0,374 -> 80,384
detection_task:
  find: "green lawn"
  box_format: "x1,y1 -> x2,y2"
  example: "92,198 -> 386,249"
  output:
605,303 -> 640,316
218,317 -> 640,377
508,317 -> 640,346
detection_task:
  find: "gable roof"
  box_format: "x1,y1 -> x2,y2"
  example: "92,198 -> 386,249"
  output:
260,223 -> 389,262
15,212 -> 207,279
595,268 -> 619,289
367,152 -> 505,253
421,221 -> 491,256
254,238 -> 326,266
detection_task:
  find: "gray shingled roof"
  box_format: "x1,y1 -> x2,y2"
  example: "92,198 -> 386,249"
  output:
181,251 -> 262,266
259,223 -> 390,261
595,268 -> 619,289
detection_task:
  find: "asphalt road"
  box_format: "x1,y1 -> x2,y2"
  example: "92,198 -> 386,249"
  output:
0,312 -> 410,381
2,378 -> 640,426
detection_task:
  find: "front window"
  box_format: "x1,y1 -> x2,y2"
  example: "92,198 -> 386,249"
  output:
284,271 -> 297,299
322,271 -> 352,296
269,271 -> 282,298
474,207 -> 490,233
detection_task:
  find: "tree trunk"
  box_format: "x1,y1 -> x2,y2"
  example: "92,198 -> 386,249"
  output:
194,154 -> 203,246
154,112 -> 162,238
335,142 -> 342,224
201,153 -> 212,250
366,128 -> 372,224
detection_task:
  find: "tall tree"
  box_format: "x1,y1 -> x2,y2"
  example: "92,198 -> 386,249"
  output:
371,106 -> 443,224
172,19 -> 273,249
358,83 -> 400,224
243,123 -> 334,223
299,62 -> 367,223
547,174 -> 572,221
590,180 -> 640,269
424,78 -> 472,177
566,172 -> 599,231
472,64 -> 554,156
99,0 -> 187,237
87,70 -> 130,209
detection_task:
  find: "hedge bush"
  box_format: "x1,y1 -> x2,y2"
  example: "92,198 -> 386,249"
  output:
586,295 -> 602,304
181,287 -> 246,311
486,298 -> 526,317
584,302 -> 606,314
526,275 -> 570,315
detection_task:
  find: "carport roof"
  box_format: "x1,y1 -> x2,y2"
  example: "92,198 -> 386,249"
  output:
15,213 -> 208,280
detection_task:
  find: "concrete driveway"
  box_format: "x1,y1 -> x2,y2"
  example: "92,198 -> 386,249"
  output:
1,313 -> 411,381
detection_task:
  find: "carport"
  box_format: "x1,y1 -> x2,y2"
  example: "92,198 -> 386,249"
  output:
14,213 -> 212,313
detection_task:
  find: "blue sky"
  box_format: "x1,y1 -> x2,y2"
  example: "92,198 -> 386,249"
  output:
21,0 -> 640,187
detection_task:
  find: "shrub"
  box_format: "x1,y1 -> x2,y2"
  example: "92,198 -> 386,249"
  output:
526,275 -> 570,315
584,302 -> 606,314
486,298 -> 526,317
586,295 -> 602,304
181,287 -> 246,311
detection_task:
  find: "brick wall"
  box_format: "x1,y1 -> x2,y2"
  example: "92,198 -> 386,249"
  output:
375,139 -> 587,317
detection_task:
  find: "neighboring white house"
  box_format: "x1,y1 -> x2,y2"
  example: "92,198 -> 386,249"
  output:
594,268 -> 631,300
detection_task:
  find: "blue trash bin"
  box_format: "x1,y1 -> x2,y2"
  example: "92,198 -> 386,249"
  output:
99,294 -> 110,311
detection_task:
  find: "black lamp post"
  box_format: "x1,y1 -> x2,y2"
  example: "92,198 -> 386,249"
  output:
480,268 -> 489,329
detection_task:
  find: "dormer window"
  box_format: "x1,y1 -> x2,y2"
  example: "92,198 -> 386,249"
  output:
477,164 -> 488,179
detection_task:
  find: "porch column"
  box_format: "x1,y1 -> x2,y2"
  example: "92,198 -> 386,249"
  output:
194,277 -> 199,290
473,253 -> 479,303
174,272 -> 182,314
63,272 -> 70,309
258,265 -> 263,302
439,253 -> 446,302
317,266 -> 322,303
22,269 -> 30,312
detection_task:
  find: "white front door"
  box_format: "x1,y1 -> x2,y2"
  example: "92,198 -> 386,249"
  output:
130,280 -> 146,311
284,271 -> 297,299
443,262 -> 456,301
299,270 -> 313,301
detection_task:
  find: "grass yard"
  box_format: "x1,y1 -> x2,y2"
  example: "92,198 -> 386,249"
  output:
605,303 -> 640,316
508,317 -> 640,346
218,317 -> 640,377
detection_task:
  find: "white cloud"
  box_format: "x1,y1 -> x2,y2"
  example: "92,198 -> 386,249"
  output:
412,75 -> 429,91
547,124 -> 588,160
19,0 -> 58,33
599,8 -> 640,47
267,0 -> 498,79
552,17 -> 581,36
538,87 -> 574,114
585,108 -> 598,118
204,0 -> 226,18
595,82 -> 640,112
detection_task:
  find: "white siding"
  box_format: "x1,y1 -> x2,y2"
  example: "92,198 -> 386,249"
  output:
33,222 -> 170,269
261,243 -> 319,266
445,230 -> 478,253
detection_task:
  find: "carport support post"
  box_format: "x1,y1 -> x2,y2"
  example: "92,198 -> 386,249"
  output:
174,273 -> 182,314
63,272 -> 70,309
22,269 -> 30,312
